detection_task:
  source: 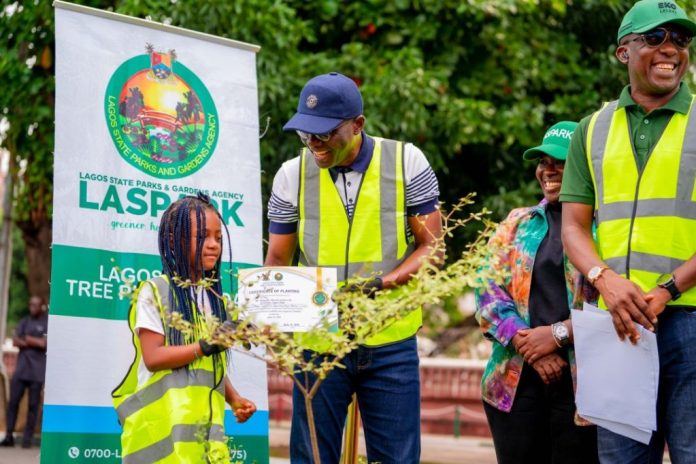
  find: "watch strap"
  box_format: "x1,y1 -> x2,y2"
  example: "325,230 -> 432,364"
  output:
659,275 -> 681,301
588,266 -> 609,285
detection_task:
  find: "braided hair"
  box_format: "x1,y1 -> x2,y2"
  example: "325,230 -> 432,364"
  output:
157,192 -> 232,346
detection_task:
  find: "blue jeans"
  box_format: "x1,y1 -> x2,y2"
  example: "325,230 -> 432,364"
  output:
597,308 -> 696,464
290,336 -> 421,464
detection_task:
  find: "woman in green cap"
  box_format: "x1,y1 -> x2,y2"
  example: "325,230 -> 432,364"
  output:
476,121 -> 598,464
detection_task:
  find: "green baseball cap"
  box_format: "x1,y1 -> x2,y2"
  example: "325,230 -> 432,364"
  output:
522,121 -> 578,161
617,0 -> 696,43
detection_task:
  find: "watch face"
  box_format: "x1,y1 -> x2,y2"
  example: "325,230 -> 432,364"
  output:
656,273 -> 672,286
554,324 -> 569,338
588,266 -> 601,281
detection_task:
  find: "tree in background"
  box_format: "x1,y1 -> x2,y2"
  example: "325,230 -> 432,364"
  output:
0,1 -> 54,303
1,0 -> 694,320
7,226 -> 28,330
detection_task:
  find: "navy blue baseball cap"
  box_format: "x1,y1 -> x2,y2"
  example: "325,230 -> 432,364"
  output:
283,72 -> 363,134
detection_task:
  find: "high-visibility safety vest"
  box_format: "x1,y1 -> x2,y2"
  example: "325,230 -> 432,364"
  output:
112,276 -> 229,464
297,137 -> 422,349
586,97 -> 696,307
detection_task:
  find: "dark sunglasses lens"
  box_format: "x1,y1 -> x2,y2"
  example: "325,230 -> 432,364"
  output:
672,31 -> 692,48
297,120 -> 351,144
643,29 -> 666,46
296,130 -> 331,143
643,29 -> 692,48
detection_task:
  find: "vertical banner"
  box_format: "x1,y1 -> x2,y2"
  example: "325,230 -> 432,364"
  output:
49,2 -> 268,463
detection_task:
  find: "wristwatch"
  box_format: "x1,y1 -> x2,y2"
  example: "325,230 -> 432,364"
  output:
551,322 -> 570,347
657,273 -> 681,301
587,265 -> 609,285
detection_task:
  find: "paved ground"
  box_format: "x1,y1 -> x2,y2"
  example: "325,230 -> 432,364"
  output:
0,428 -> 674,464
0,446 -> 40,464
268,424 -> 496,464
0,427 -> 495,464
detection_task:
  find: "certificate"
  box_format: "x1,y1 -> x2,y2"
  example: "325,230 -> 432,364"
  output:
236,266 -> 338,332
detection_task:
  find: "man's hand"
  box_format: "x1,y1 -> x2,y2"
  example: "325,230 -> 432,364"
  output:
562,204 -> 655,343
646,286 -> 671,319
344,277 -> 383,299
231,396 -> 257,423
515,326 -> 558,365
24,335 -> 47,350
218,320 -> 241,334
531,353 -> 567,384
597,270 -> 655,343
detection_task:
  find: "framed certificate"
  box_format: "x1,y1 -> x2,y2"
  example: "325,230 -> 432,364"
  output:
236,266 -> 338,332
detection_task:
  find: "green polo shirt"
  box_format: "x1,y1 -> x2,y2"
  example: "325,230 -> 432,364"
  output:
560,83 -> 694,205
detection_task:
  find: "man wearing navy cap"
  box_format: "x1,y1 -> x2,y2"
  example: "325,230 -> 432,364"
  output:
561,0 -> 696,462
265,72 -> 441,463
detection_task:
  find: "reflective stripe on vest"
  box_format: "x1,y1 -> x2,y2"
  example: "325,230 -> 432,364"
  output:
123,423 -> 226,464
587,96 -> 696,307
111,276 -> 229,463
297,137 -> 421,348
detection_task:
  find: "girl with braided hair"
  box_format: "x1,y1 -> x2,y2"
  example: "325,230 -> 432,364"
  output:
113,193 -> 256,464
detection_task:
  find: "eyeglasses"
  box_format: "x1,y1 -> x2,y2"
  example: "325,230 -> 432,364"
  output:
296,119 -> 353,144
626,27 -> 693,50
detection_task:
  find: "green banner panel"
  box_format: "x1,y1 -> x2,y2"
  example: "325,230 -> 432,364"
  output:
50,244 -> 256,320
41,432 -> 269,463
41,433 -> 123,463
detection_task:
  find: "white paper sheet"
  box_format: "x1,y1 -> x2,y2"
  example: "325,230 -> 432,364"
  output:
571,303 -> 659,444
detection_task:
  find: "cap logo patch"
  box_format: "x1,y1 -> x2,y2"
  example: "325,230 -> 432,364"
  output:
544,128 -> 574,141
306,94 -> 318,109
658,2 -> 677,12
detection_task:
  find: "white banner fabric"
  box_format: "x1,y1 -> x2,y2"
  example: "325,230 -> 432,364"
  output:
49,3 -> 268,463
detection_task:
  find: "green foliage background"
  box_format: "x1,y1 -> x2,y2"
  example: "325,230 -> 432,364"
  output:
1,0 -> 695,326
7,226 -> 28,332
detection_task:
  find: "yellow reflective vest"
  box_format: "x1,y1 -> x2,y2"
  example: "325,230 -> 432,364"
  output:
297,137 -> 422,350
586,97 -> 696,306
112,276 -> 229,463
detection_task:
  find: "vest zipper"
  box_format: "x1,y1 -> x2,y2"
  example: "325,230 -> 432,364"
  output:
625,176 -> 642,279
624,114 -> 666,278
205,355 -> 223,461
343,166 -> 368,282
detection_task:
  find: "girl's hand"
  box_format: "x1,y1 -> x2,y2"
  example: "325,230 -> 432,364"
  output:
225,378 -> 256,422
231,397 -> 257,423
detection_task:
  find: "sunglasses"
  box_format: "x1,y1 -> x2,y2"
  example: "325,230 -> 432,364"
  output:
296,119 -> 353,144
626,27 -> 693,50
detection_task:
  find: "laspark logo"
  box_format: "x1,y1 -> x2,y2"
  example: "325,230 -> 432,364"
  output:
544,128 -> 574,141
104,44 -> 218,179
